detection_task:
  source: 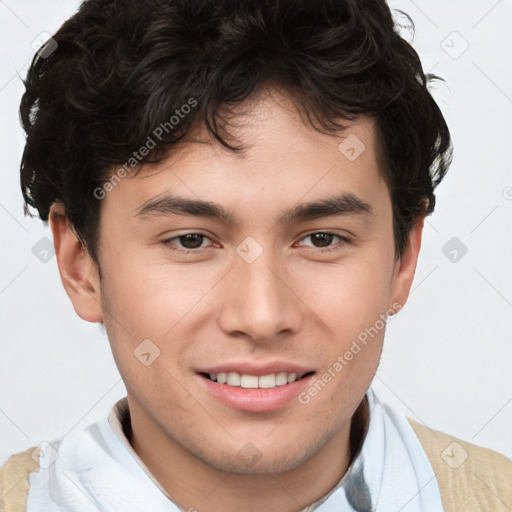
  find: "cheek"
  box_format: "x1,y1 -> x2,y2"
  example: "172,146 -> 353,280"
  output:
290,255 -> 392,392
99,247 -> 206,334
292,256 -> 394,336
98,248 -> 225,378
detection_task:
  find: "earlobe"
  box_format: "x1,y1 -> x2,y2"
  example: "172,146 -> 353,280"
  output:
49,201 -> 103,323
388,215 -> 425,313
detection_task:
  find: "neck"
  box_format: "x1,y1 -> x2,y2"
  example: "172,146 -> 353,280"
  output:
127,396 -> 369,512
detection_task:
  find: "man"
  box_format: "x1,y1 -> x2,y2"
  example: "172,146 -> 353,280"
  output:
1,0 -> 511,511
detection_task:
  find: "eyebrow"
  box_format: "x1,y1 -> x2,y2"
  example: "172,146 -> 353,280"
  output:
134,192 -> 374,225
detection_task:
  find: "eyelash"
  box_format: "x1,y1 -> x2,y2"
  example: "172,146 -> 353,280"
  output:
162,231 -> 350,254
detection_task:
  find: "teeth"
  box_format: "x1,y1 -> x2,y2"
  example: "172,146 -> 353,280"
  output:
258,374 -> 276,388
287,372 -> 297,383
240,375 -> 259,388
275,372 -> 288,386
208,371 -> 302,389
227,372 -> 241,386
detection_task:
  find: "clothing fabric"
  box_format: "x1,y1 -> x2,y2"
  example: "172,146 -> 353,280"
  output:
4,388 -> 444,511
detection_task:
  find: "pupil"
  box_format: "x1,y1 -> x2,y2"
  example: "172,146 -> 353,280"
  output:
180,234 -> 203,249
312,233 -> 333,247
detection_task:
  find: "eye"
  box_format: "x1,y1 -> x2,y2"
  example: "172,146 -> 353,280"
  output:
297,231 -> 349,250
163,232 -> 214,252
162,231 -> 349,254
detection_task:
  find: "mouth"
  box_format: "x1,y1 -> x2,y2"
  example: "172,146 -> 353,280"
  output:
200,371 -> 315,389
196,367 -> 316,413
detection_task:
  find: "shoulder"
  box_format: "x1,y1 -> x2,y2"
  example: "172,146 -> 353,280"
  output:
0,446 -> 41,512
407,417 -> 512,512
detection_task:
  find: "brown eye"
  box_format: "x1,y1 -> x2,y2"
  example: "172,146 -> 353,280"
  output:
177,234 -> 206,249
298,231 -> 348,250
309,233 -> 335,248
163,232 -> 213,252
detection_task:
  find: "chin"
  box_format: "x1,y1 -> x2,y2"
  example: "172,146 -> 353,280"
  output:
200,441 -> 314,475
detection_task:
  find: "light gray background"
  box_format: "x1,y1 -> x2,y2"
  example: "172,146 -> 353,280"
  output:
1,0 -> 511,465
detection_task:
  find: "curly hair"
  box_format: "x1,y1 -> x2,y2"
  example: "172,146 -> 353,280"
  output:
19,0 -> 452,266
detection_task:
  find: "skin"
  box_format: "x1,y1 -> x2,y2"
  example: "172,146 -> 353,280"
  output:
49,87 -> 424,512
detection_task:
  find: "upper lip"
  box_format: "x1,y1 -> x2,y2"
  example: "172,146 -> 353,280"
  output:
197,362 -> 314,378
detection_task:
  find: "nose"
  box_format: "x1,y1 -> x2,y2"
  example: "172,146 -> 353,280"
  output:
216,244 -> 303,345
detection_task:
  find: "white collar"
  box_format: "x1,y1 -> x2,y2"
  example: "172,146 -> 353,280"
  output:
106,388 -> 443,511
26,388 -> 443,511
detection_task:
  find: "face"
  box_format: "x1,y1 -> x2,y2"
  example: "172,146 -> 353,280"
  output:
54,88 -> 420,476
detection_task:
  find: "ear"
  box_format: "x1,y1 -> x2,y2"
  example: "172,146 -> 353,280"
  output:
388,215 -> 425,313
49,201 -> 103,323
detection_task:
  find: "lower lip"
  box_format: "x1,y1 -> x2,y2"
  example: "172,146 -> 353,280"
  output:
198,373 -> 315,413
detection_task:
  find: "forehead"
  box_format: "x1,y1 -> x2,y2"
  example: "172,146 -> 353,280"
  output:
100,89 -> 389,226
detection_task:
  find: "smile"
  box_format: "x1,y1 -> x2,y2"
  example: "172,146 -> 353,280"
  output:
204,371 -> 311,389
198,369 -> 316,412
